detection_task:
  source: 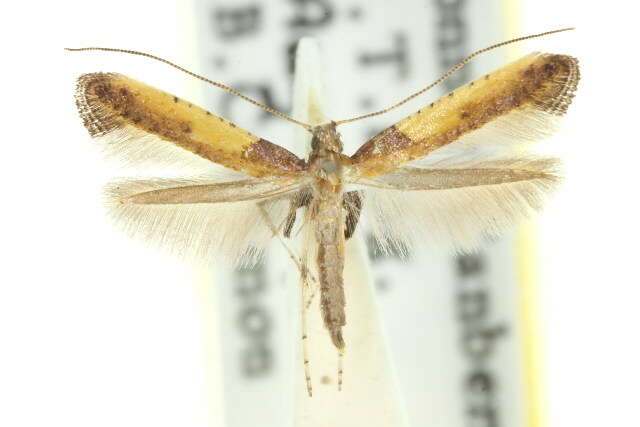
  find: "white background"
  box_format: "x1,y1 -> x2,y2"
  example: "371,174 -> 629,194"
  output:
1,1 -> 638,427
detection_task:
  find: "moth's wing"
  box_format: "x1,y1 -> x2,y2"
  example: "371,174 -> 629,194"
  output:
75,73 -> 305,177
349,53 -> 579,178
347,52 -> 579,252
347,155 -> 560,253
106,174 -> 314,266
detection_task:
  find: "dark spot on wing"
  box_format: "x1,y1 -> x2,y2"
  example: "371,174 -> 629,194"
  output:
351,125 -> 414,163
244,139 -> 306,174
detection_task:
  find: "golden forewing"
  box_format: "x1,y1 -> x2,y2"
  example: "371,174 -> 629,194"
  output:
349,53 -> 579,178
75,73 -> 305,177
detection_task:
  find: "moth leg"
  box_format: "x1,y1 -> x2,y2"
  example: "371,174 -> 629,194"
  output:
258,198 -> 315,396
304,286 -> 318,310
299,245 -> 314,397
338,350 -> 344,391
283,189 -> 312,238
283,211 -> 296,239
343,191 -> 363,239
257,201 -> 308,277
257,199 -> 320,303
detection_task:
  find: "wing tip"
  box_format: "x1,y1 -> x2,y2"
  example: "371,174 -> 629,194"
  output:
533,53 -> 580,116
74,72 -> 124,138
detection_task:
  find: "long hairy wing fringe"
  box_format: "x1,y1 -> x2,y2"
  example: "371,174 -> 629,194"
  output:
95,123 -> 223,173
360,155 -> 561,255
104,176 -> 305,266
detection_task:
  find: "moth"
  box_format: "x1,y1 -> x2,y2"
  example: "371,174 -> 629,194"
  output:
69,28 -> 579,395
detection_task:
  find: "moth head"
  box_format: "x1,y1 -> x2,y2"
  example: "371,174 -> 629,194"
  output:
311,122 -> 343,153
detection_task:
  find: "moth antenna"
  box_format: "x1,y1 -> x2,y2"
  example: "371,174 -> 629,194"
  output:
65,47 -> 313,131
334,27 -> 575,126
